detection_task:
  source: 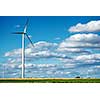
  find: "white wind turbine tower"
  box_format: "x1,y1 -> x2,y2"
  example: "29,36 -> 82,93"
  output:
13,19 -> 34,78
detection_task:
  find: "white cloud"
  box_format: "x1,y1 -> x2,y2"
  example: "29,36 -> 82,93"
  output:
94,66 -> 100,68
18,63 -> 33,68
2,63 -> 18,68
57,47 -> 90,54
26,41 -> 58,54
36,64 -> 57,67
76,54 -> 100,60
29,50 -> 70,59
67,33 -> 100,43
4,41 -> 70,60
5,48 -> 21,57
28,41 -> 57,49
58,33 -> 100,49
58,33 -> 100,67
69,20 -> 100,33
5,41 -> 57,57
18,63 -> 57,68
8,58 -> 21,64
3,33 -> 100,78
2,61 -> 57,69
75,54 -> 100,64
25,48 -> 32,54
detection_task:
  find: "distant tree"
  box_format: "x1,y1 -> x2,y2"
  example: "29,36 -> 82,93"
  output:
75,76 -> 80,78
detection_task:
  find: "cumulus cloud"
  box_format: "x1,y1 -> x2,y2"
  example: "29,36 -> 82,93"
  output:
32,64 -> 57,68
57,47 -> 90,54
28,41 -> 57,49
4,41 -> 71,60
57,33 -> 100,70
29,51 -> 70,59
5,48 -> 21,57
69,20 -> 100,33
60,53 -> 100,68
7,58 -> 22,65
25,41 -> 58,55
3,32 -> 100,78
75,54 -> 100,64
2,63 -> 18,68
4,34 -> 100,68
5,41 -> 57,57
4,34 -> 100,63
2,60 -> 58,69
58,33 -> 100,49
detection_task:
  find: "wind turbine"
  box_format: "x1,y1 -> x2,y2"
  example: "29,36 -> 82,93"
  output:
13,19 -> 34,78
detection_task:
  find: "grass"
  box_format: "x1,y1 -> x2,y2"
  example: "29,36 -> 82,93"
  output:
0,78 -> 100,83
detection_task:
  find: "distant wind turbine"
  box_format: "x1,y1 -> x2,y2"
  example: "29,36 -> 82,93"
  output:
13,19 -> 34,78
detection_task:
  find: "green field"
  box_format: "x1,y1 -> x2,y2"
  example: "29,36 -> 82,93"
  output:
0,78 -> 100,83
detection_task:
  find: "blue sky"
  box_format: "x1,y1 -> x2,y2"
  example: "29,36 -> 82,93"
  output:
1,16 -> 100,55
0,16 -> 100,78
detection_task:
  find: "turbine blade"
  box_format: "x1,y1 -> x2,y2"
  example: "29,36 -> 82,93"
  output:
12,32 -> 24,34
25,33 -> 34,48
24,18 -> 29,33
